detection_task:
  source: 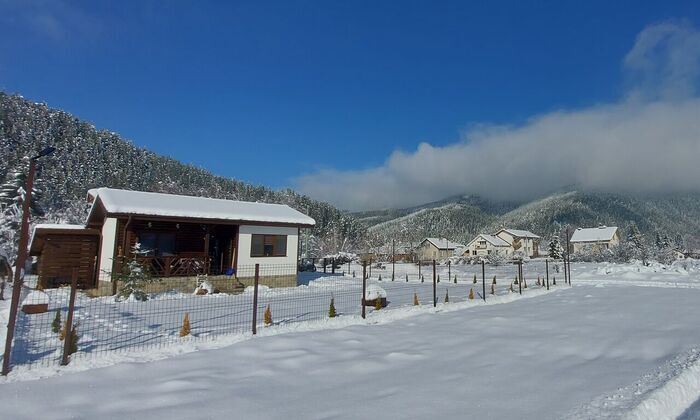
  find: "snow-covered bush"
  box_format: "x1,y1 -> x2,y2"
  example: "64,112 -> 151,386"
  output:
114,244 -> 159,302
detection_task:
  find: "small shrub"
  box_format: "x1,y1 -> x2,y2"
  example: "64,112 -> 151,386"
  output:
490,284 -> 495,295
492,276 -> 497,285
406,274 -> 409,282
413,292 -> 419,306
553,276 -> 556,285
444,289 -> 449,303
421,275 -> 424,283
514,276 -> 519,285
51,310 -> 61,334
453,275 -> 457,284
36,279 -> 44,291
437,275 -> 440,283
264,304 -> 272,326
329,297 -> 337,318
378,275 -> 382,281
468,288 -> 474,300
374,297 -> 382,310
473,274 -> 477,284
66,322 -> 79,356
509,282 -> 514,292
179,312 -> 191,337
524,279 -> 528,289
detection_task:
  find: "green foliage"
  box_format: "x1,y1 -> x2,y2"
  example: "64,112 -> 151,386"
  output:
264,305 -> 272,326
180,312 -> 191,337
51,310 -> 61,334
374,297 -> 382,310
66,322 -> 79,356
114,244 -> 159,302
329,298 -> 337,318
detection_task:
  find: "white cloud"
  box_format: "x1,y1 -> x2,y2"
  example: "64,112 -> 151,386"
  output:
294,22 -> 700,211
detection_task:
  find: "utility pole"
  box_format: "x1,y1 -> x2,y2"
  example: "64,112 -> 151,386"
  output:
3,147 -> 55,376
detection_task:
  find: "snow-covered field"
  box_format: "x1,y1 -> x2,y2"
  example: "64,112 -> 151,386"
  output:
2,261 -> 700,419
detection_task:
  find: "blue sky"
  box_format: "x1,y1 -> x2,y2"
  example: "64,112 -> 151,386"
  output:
1,1 -> 699,209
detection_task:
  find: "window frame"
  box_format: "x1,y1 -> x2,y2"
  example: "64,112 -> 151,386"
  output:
250,234 -> 288,257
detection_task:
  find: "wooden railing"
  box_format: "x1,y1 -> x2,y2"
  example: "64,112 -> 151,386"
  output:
135,254 -> 210,277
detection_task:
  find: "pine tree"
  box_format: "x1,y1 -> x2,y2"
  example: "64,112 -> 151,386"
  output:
514,276 -> 518,285
329,297 -> 337,318
264,305 -> 272,325
114,243 -> 158,301
553,276 -> 556,285
453,275 -> 457,284
444,289 -> 449,303
179,312 -> 191,337
66,323 -> 79,356
413,292 -> 419,306
406,273 -> 409,282
437,275 -> 440,283
490,283 -> 495,295
548,237 -> 563,259
51,310 -> 61,334
492,276 -> 496,285
468,288 -> 474,300
523,279 -> 528,289
509,282 -> 514,292
374,296 -> 382,310
421,275 -> 424,283
473,274 -> 477,284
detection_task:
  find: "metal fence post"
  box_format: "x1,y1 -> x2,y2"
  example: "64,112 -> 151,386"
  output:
481,260 -> 486,302
545,259 -> 550,290
432,259 -> 437,307
362,261 -> 367,319
331,258 -> 335,274
518,261 -> 523,295
323,258 -> 327,274
252,264 -> 259,335
392,239 -> 395,281
418,260 -> 421,279
448,260 -> 451,284
61,268 -> 79,366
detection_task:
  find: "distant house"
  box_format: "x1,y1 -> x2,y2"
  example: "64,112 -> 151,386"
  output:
569,226 -> 620,253
495,228 -> 541,257
464,234 -> 512,257
29,188 -> 315,293
416,238 -> 465,261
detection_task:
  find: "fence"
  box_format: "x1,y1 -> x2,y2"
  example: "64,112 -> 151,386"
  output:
4,259 -> 570,373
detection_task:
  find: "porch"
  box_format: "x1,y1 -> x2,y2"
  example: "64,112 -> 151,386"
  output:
116,218 -> 238,277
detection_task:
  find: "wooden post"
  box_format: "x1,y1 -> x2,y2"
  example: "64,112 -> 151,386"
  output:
545,259 -> 550,290
481,260 -> 486,302
252,264 -> 259,335
61,268 -> 79,366
362,261 -> 367,319
432,259 -> 437,307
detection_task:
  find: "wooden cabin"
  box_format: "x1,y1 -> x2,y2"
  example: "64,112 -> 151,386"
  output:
30,188 -> 316,294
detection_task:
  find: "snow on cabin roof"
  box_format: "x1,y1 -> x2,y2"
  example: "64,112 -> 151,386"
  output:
88,188 -> 315,226
498,228 -> 540,239
423,238 -> 465,250
470,234 -> 511,247
570,226 -> 618,243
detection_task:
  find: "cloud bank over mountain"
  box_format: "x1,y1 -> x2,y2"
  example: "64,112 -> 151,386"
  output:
294,22 -> 700,211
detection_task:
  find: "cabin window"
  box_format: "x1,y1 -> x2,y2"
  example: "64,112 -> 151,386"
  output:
251,234 -> 287,257
138,232 -> 176,256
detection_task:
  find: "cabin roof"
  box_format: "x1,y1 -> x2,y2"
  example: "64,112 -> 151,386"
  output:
85,188 -> 316,227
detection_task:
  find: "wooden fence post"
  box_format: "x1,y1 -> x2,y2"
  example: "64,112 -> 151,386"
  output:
252,264 -> 259,335
61,268 -> 79,366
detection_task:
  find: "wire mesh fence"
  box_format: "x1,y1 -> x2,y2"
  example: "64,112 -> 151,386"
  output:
7,259 -> 568,372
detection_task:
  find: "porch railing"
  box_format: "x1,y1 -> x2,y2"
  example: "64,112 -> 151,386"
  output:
135,255 -> 210,277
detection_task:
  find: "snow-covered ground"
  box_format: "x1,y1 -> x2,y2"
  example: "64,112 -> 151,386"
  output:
1,261 -> 700,419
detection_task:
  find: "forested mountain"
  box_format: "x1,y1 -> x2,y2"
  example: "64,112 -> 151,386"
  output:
0,92 -> 364,260
357,190 -> 700,249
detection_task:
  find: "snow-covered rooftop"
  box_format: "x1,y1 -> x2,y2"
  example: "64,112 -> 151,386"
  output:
88,188 -> 316,226
423,238 -> 466,250
498,228 -> 540,239
570,226 -> 618,243
470,234 -> 511,247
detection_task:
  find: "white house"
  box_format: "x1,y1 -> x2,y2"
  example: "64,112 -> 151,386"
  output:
464,234 -> 512,257
30,188 -> 315,293
495,228 -> 541,257
416,238 -> 465,261
570,226 -> 620,253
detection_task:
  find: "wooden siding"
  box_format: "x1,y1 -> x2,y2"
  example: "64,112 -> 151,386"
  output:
37,234 -> 99,289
